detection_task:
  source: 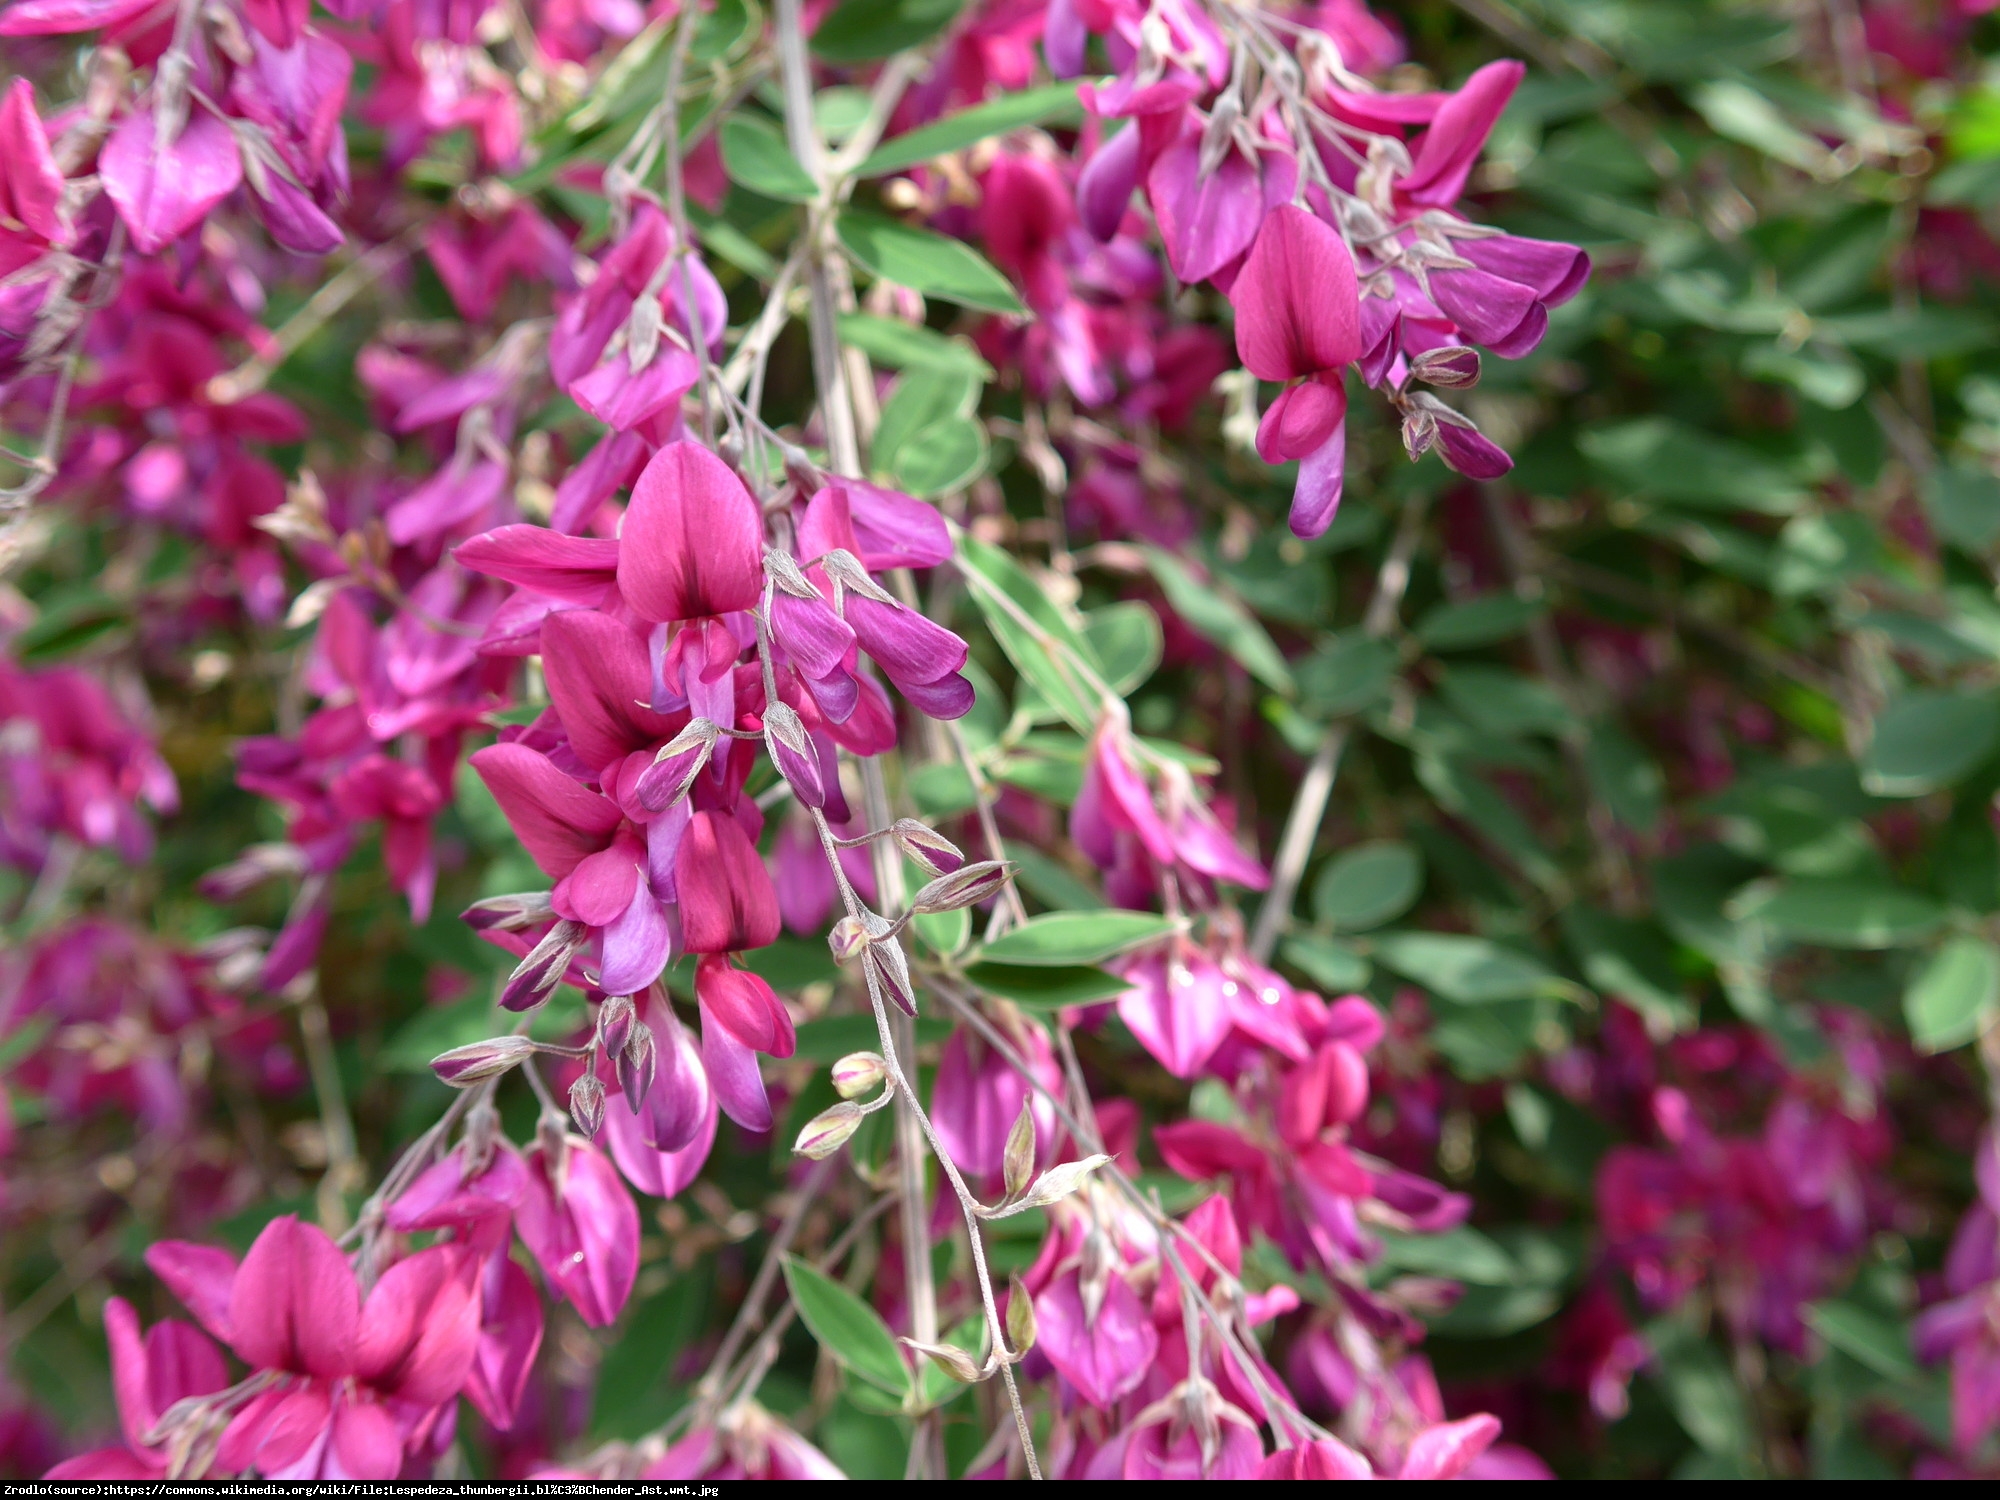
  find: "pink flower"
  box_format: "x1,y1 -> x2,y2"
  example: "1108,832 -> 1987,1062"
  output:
44,1300 -> 228,1479
515,1136 -> 640,1327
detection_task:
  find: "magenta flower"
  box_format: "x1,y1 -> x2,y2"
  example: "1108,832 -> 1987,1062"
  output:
516,1135 -> 640,1328
43,1299 -> 229,1480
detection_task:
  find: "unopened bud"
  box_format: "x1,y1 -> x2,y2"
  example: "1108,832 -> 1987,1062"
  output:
463,890 -> 557,933
794,1100 -> 863,1159
1409,345 -> 1481,389
1401,406 -> 1438,461
618,1021 -> 657,1104
431,1034 -> 538,1086
892,818 -> 965,876
596,994 -> 635,1056
832,1051 -> 888,1099
1003,1098 -> 1037,1201
1006,1274 -> 1037,1353
625,294 -> 664,374
635,719 -> 719,812
910,859 -> 1013,915
865,934 -> 918,1017
1015,1153 -> 1113,1211
501,919 -> 586,1012
829,915 -> 870,965
763,702 -> 825,809
904,1338 -> 983,1384
568,1072 -> 606,1138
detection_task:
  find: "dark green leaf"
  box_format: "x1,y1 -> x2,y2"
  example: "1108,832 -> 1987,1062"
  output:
812,0 -> 965,62
962,962 -> 1130,1009
1371,933 -> 1569,1004
1732,877 -> 1946,949
836,312 -> 994,377
1141,546 -> 1294,695
1806,1301 -> 1918,1381
1280,935 -> 1372,991
1861,690 -> 2000,796
1924,463 -> 2000,552
1414,593 -> 1546,651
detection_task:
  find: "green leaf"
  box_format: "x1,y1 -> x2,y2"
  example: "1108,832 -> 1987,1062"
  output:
836,312 -> 994,377
1295,633 -> 1396,717
959,533 -> 1103,733
1141,546 -> 1294,695
1562,908 -> 1695,1033
1805,1301 -> 1918,1381
1280,935 -> 1372,991
892,416 -> 988,497
1904,936 -> 2000,1053
1426,1282 -> 1561,1338
838,211 -> 1024,314
793,1014 -> 950,1062
1924,462 -> 2000,552
912,903 -> 971,957
977,911 -> 1171,966
812,0 -> 965,62
1371,933 -> 1569,1004
692,0 -> 756,61
961,962 -> 1130,1009
1414,593 -> 1546,651
1083,602 -> 1162,697
1656,1336 -> 1753,1456
1375,1226 -> 1515,1285
782,1255 -> 911,1396
1437,666 -> 1574,739
873,368 -> 979,471
1581,418 -> 1806,515
1690,79 -> 1837,175
1584,725 -> 1665,834
719,113 -> 816,202
858,82 -> 1085,177
1732,877 -> 1946,949
1861,690 -> 2000,796
1313,841 -> 1423,932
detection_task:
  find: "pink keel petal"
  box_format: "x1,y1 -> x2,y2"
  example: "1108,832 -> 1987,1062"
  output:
702,1010 -> 773,1132
598,880 -> 672,996
1148,129 -> 1264,286
355,1247 -> 480,1408
469,743 -> 623,880
327,1398 -> 404,1481
1033,1268 -> 1156,1408
100,107 -> 244,255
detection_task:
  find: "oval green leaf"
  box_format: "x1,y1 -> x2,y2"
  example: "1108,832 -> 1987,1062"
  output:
1734,877 -> 1946,949
781,1254 -> 911,1396
719,113 -> 816,202
858,81 -> 1086,177
961,961 -> 1130,1009
838,211 -> 1025,315
977,911 -> 1172,966
1905,935 -> 2000,1052
1313,841 -> 1423,932
1861,690 -> 2000,797
1372,933 -> 1566,1004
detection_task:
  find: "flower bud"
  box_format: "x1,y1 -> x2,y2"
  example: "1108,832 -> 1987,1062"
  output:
635,719 -> 719,812
596,994 -> 635,1056
1410,345 -> 1481,389
1400,406 -> 1438,461
1003,1098 -> 1037,1202
910,860 -> 1014,915
462,890 -> 557,933
568,1072 -> 606,1139
829,916 -> 870,965
865,935 -> 917,1017
794,1100 -> 863,1159
832,1051 -> 889,1099
904,1338 -> 983,1384
1006,1274 -> 1036,1354
763,702 -> 824,809
892,818 -> 964,876
431,1034 -> 538,1087
617,1020 -> 657,1104
501,918 -> 587,1012
1015,1153 -> 1113,1211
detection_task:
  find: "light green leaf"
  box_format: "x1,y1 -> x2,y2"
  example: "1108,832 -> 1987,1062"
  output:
1861,690 -> 2000,796
1690,79 -> 1838,176
1142,546 -> 1294,695
1581,418 -> 1806,515
1376,1226 -> 1516,1285
1905,936 -> 2000,1052
1924,462 -> 2000,552
782,1254 -> 912,1396
858,82 -> 1085,177
892,416 -> 988,497
1281,935 -> 1372,991
1805,1301 -> 1918,1380
1437,666 -> 1574,739
1371,933 -> 1569,1004
962,962 -> 1130,1010
1083,602 -> 1162,697
839,212 -> 1024,314
872,367 -> 979,470
1313,841 -> 1423,932
1657,1336 -> 1753,1456
912,903 -> 971,957
719,113 -> 816,202
1295,633 -> 1396,717
977,911 -> 1172,967
1562,908 -> 1694,1033
1731,877 -> 1946,949
959,533 -> 1103,733
836,313 -> 994,378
